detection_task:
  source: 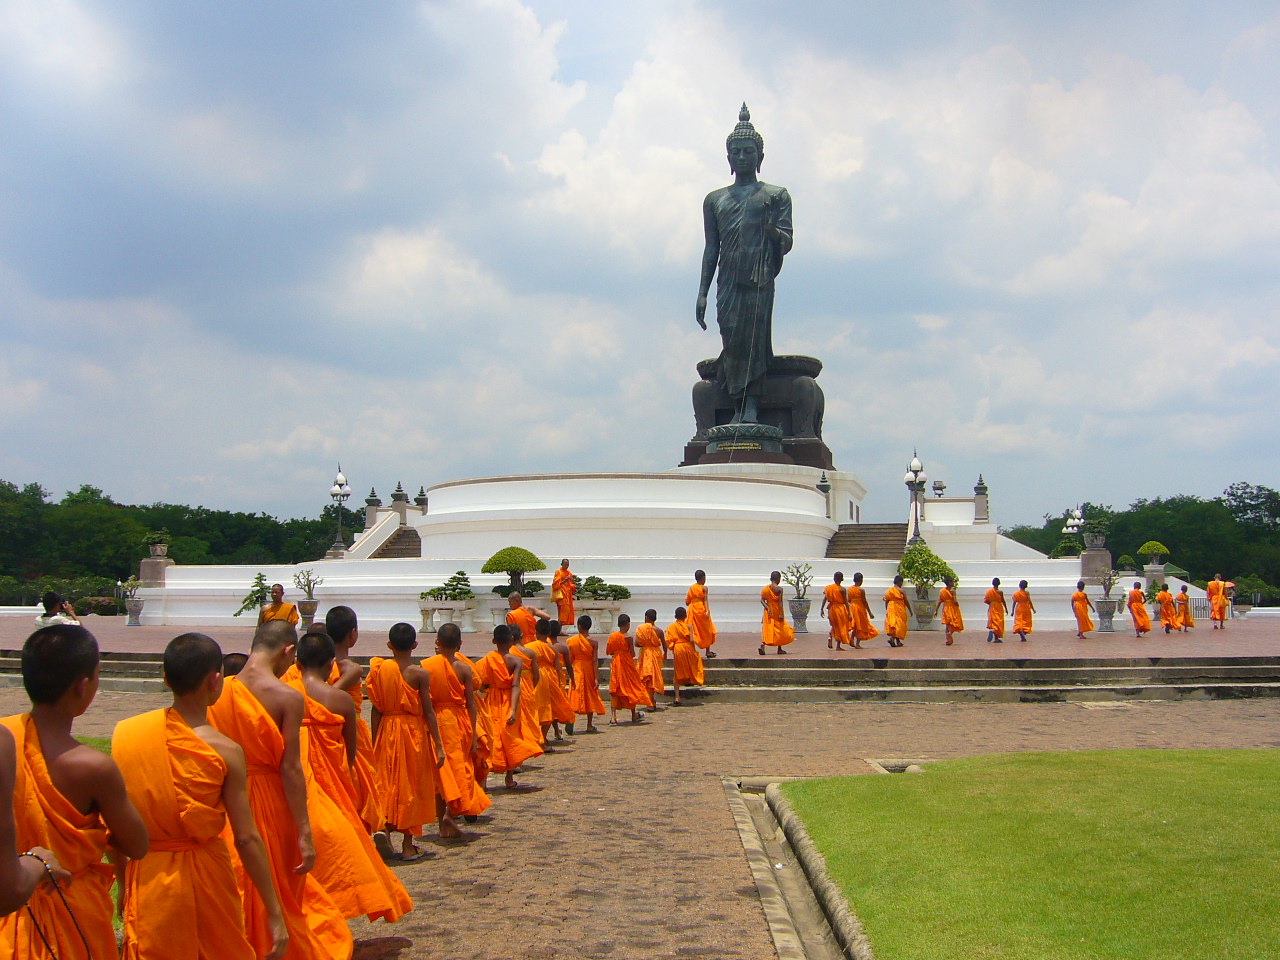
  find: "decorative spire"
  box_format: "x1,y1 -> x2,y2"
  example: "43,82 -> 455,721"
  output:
365,487 -> 381,507
974,474 -> 988,495
726,102 -> 764,152
414,485 -> 428,507
391,482 -> 409,502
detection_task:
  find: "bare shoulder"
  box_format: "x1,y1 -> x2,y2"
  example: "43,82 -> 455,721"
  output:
310,678 -> 355,717
451,658 -> 473,682
193,725 -> 245,771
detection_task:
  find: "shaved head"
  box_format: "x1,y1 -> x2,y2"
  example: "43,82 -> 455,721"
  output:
251,620 -> 297,653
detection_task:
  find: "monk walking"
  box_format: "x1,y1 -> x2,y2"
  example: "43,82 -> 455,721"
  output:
759,571 -> 795,656
1012,580 -> 1035,642
472,625 -> 542,788
505,617 -> 545,748
1072,580 -> 1096,638
666,607 -> 703,705
607,614 -> 653,724
1128,582 -> 1152,637
531,619 -> 574,742
820,573 -> 851,651
939,576 -> 964,645
323,605 -> 382,833
883,575 -> 912,648
421,623 -> 492,822
549,621 -> 577,735
1207,574 -> 1228,629
1156,584 -> 1181,634
984,577 -> 1007,643
635,609 -> 667,701
551,560 -> 577,625
685,570 -> 718,658
1176,584 -> 1195,630
568,616 -> 606,732
847,572 -> 879,648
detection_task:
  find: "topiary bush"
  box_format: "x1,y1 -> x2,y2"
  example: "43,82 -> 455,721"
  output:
897,543 -> 957,600
421,571 -> 476,601
579,576 -> 631,601
1138,541 -> 1170,563
481,546 -> 545,593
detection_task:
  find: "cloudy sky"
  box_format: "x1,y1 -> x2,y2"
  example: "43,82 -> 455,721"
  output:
2,0 -> 1277,527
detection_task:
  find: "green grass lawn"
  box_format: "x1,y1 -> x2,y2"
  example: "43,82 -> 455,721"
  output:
79,736 -> 112,754
781,750 -> 1280,960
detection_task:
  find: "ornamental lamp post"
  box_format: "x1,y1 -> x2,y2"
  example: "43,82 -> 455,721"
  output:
329,465 -> 352,556
904,453 -> 927,546
1061,507 -> 1083,540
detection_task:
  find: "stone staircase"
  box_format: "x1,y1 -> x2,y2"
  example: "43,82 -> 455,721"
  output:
825,523 -> 909,560
371,527 -> 421,559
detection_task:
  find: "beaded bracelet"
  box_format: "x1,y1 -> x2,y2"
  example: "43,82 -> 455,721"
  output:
20,851 -> 54,882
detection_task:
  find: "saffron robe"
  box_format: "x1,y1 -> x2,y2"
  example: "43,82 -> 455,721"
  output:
567,634 -> 605,716
635,623 -> 666,694
505,644 -> 546,746
760,587 -> 795,647
822,583 -> 851,643
847,584 -> 880,642
666,621 -> 704,686
1128,589 -> 1152,634
528,639 -> 574,724
551,568 -> 576,624
984,588 -> 1007,638
1206,580 -> 1228,622
0,714 -> 117,960
1072,590 -> 1095,633
1176,592 -> 1195,629
471,651 -> 541,773
1012,589 -> 1033,635
883,586 -> 910,641
1157,590 -> 1180,631
506,606 -> 539,643
259,602 -> 300,626
365,658 -> 439,834
205,679 -> 354,960
938,587 -> 964,632
421,655 -> 491,818
607,632 -> 653,709
455,653 -> 492,781
115,708 -> 256,960
684,583 -> 717,650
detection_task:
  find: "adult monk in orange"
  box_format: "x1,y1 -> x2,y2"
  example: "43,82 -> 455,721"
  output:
984,577 -> 1007,643
1155,584 -> 1180,634
568,616 -> 606,732
820,573 -> 851,651
759,571 -> 795,656
532,618 -> 574,741
939,576 -> 964,646
666,607 -> 703,705
116,632 -> 289,960
1071,580 -> 1096,638
259,583 -> 300,627
291,631 -> 411,923
421,623 -> 492,821
1206,574 -> 1228,629
506,592 -> 551,644
367,623 -> 450,859
606,615 -> 653,725
206,620 -> 353,960
882,575 -> 912,648
1176,585 -> 1195,630
685,570 -> 718,658
472,625 -> 542,788
846,572 -> 879,649
1012,580 -> 1036,642
1127,582 -> 1152,637
635,609 -> 667,701
504,612 -> 545,748
551,559 -> 577,625
0,624 -> 149,959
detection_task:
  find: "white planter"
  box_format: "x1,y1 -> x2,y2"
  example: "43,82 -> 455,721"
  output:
418,600 -> 470,633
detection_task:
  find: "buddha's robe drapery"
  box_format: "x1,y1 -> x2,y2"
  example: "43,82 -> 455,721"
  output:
883,587 -> 909,641
455,653 -> 492,781
635,624 -> 665,694
939,587 -> 964,633
567,635 -> 605,717
822,583 -> 851,643
1128,589 -> 1152,634
1072,591 -> 1095,633
1206,580 -> 1228,623
551,568 -> 576,624
258,603 -> 300,626
684,584 -> 717,651
471,652 -> 541,773
528,640 -> 574,724
1157,590 -> 1180,631
1176,593 -> 1195,629
365,658 -> 438,835
1012,589 -> 1033,635
666,622 -> 704,686
606,633 -> 653,710
760,587 -> 795,647
847,585 -> 879,642
420,655 -> 491,818
506,607 -> 538,643
505,645 -> 545,746
984,589 -> 1006,639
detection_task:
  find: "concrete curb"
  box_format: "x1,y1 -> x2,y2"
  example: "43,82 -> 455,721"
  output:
766,782 -> 876,960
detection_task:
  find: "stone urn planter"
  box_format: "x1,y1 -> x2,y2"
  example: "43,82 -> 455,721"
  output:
298,598 -> 319,628
419,600 -> 470,633
787,597 -> 812,633
1095,598 -> 1120,633
148,543 -> 169,558
125,597 -> 145,626
578,601 -> 622,632
914,599 -> 938,630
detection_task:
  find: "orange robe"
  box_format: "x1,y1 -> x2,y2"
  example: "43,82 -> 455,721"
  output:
506,606 -> 539,643
366,658 -> 439,835
1157,590 -> 1180,631
1128,588 -> 1151,634
666,621 -> 704,686
939,587 -> 964,632
506,644 -> 546,746
984,588 -> 1006,638
115,708 -> 256,960
1012,589 -> 1033,635
1072,590 -> 1095,633
1207,580 -> 1228,622
551,568 -> 576,624
607,632 -> 654,709
205,679 -> 353,960
259,602 -> 300,626
529,639 -> 574,724
472,651 -> 542,773
883,586 -> 909,641
0,714 -> 117,960
684,583 -> 717,650
847,584 -> 880,641
455,653 -> 493,781
760,586 -> 796,647
1176,592 -> 1195,629
635,623 -> 666,694
421,655 -> 492,818
567,634 -> 606,716
823,583 -> 851,643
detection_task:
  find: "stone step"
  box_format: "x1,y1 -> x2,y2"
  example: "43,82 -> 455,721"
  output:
825,523 -> 909,560
372,527 -> 421,559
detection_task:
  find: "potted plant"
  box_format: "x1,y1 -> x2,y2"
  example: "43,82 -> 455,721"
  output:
292,569 -> 324,628
1137,541 -> 1170,565
482,547 -> 546,623
1081,515 -> 1110,549
1094,569 -> 1124,632
120,577 -> 144,626
1115,554 -> 1138,573
897,543 -> 956,629
420,571 -> 476,631
234,572 -> 271,618
143,529 -> 171,558
780,562 -> 814,632
576,575 -> 632,632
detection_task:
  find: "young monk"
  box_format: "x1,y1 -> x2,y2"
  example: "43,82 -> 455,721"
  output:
452,639 -> 493,802
421,623 -> 492,822
222,651 -> 249,676
685,570 -> 718,658
1012,580 -> 1036,642
1128,582 -> 1152,637
472,625 -> 542,788
568,616 -> 606,732
291,630 -> 412,921
323,605 -> 382,833
820,572 -> 851,651
368,623 -> 450,859
635,609 -> 667,702
759,571 -> 795,656
984,577 -> 1007,643
549,621 -> 577,736
0,624 -> 149,957
1156,584 -> 1181,634
938,576 -> 964,646
531,618 -> 574,741
504,615 -> 545,748
1176,584 -> 1195,630
116,632 -> 288,960
607,614 -> 652,725
847,572 -> 879,648
666,607 -> 703,705
206,620 -> 352,960
1072,580 -> 1096,638
506,592 -> 550,644
0,726 -> 67,917
551,559 -> 577,625
1206,574 -> 1228,629
883,575 -> 912,648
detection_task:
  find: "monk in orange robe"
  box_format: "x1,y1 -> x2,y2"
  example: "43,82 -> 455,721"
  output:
606,615 -> 653,725
1207,574 -> 1228,629
1156,584 -> 1180,634
984,577 -> 1007,643
206,621 -> 353,960
453,644 -> 493,793
1176,585 -> 1195,630
685,570 -> 718,657
367,623 -> 450,859
759,571 -> 796,655
505,592 -> 550,644
666,607 -> 703,705
1071,580 -> 1095,638
258,583 -> 300,626
0,624 -> 150,960
847,572 -> 879,648
939,576 -> 964,646
1012,580 -> 1036,642
321,605 -> 383,834
117,632 -> 288,960
472,625 -> 542,788
1127,582 -> 1152,637
504,619 -> 545,748
820,573 -> 851,651
549,621 -> 579,735
291,632 -> 412,922
531,618 -> 574,741
568,616 -> 606,732
421,623 -> 492,821
0,727 -> 67,918
882,575 -> 912,648
635,609 -> 667,698
551,559 -> 577,625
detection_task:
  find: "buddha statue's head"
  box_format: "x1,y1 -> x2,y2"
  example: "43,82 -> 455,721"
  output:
726,102 -> 764,174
